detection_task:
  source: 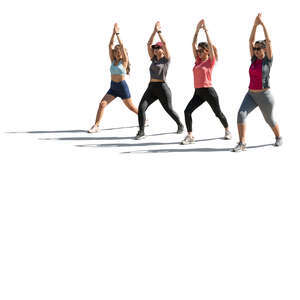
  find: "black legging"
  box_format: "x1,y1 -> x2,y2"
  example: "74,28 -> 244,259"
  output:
138,82 -> 182,131
184,87 -> 228,132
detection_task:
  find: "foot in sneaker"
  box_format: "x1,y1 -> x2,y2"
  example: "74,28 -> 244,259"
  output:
135,130 -> 145,140
275,136 -> 283,147
177,124 -> 184,134
232,142 -> 246,152
88,124 -> 99,133
224,130 -> 232,140
181,135 -> 195,145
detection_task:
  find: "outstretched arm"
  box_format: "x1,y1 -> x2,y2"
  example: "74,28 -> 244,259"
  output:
249,14 -> 260,58
201,20 -> 215,62
147,24 -> 157,60
109,27 -> 115,62
156,22 -> 170,60
114,23 -> 128,67
258,14 -> 272,59
192,21 -> 202,59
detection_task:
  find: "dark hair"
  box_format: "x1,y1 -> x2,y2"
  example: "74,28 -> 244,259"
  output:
198,42 -> 209,50
255,40 -> 266,48
197,42 -> 218,61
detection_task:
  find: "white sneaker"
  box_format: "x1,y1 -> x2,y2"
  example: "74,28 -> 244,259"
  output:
232,142 -> 246,152
181,135 -> 195,145
275,136 -> 283,147
88,124 -> 99,133
224,130 -> 232,140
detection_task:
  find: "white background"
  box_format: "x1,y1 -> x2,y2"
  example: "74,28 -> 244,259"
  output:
0,0 -> 299,299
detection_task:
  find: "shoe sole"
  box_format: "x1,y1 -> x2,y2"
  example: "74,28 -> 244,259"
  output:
181,141 -> 195,145
88,130 -> 99,133
232,148 -> 246,152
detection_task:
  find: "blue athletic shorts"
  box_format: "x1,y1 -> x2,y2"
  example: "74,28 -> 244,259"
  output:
107,80 -> 131,100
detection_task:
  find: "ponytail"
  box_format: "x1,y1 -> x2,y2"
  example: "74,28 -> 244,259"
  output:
212,45 -> 218,61
125,48 -> 130,75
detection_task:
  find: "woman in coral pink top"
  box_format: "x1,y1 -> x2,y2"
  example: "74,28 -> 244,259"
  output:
181,19 -> 231,145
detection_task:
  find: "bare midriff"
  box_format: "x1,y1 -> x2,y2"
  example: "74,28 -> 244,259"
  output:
249,88 -> 269,93
150,78 -> 164,82
111,75 -> 125,82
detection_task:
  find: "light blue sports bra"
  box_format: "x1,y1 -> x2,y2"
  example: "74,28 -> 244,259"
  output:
110,60 -> 126,75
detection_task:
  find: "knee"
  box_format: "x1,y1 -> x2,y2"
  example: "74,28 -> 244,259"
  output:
99,101 -> 107,109
184,108 -> 191,117
129,105 -> 136,112
237,110 -> 247,124
138,102 -> 146,113
215,111 -> 225,119
263,115 -> 276,128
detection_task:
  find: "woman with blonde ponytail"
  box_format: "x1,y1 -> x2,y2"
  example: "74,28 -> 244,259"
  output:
88,23 -> 138,133
181,19 -> 231,145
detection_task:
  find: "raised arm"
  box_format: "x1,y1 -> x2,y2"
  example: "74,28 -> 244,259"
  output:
249,14 -> 260,58
192,21 -> 202,59
156,21 -> 170,60
258,14 -> 272,59
212,44 -> 218,61
147,24 -> 157,60
109,27 -> 115,62
201,20 -> 215,63
114,23 -> 128,67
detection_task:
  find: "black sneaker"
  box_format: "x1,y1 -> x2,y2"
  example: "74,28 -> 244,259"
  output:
177,124 -> 184,134
135,130 -> 145,140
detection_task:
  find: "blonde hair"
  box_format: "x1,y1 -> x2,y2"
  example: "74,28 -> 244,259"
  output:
114,44 -> 130,75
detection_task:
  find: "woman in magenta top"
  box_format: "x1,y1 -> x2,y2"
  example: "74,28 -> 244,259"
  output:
181,19 -> 231,145
233,13 -> 282,152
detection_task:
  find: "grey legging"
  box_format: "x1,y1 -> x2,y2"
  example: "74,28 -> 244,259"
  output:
237,90 -> 276,127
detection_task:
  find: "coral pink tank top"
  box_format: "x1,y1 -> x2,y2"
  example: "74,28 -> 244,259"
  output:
193,56 -> 216,89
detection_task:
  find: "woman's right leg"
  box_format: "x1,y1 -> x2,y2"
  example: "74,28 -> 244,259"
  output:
138,86 -> 156,132
184,90 -> 204,135
236,92 -> 258,144
94,94 -> 116,126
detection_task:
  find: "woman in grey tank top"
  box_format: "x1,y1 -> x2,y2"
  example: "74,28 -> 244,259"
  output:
135,21 -> 184,140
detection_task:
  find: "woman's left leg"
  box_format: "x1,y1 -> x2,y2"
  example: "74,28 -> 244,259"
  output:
119,80 -> 138,114
205,87 -> 229,130
123,98 -> 138,114
158,83 -> 184,132
254,90 -> 282,145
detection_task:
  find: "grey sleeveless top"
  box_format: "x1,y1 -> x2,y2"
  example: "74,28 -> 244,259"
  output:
149,55 -> 170,81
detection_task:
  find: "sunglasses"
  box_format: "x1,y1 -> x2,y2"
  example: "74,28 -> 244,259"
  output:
152,46 -> 161,50
197,48 -> 207,53
253,47 -> 264,51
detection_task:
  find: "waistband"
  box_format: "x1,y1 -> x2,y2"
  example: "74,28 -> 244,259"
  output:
111,80 -> 127,84
149,81 -> 167,85
248,88 -> 271,95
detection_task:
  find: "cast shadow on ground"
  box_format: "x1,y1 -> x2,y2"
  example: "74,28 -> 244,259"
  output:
121,143 -> 275,154
39,131 -> 182,142
5,125 -> 139,135
75,137 -> 223,148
